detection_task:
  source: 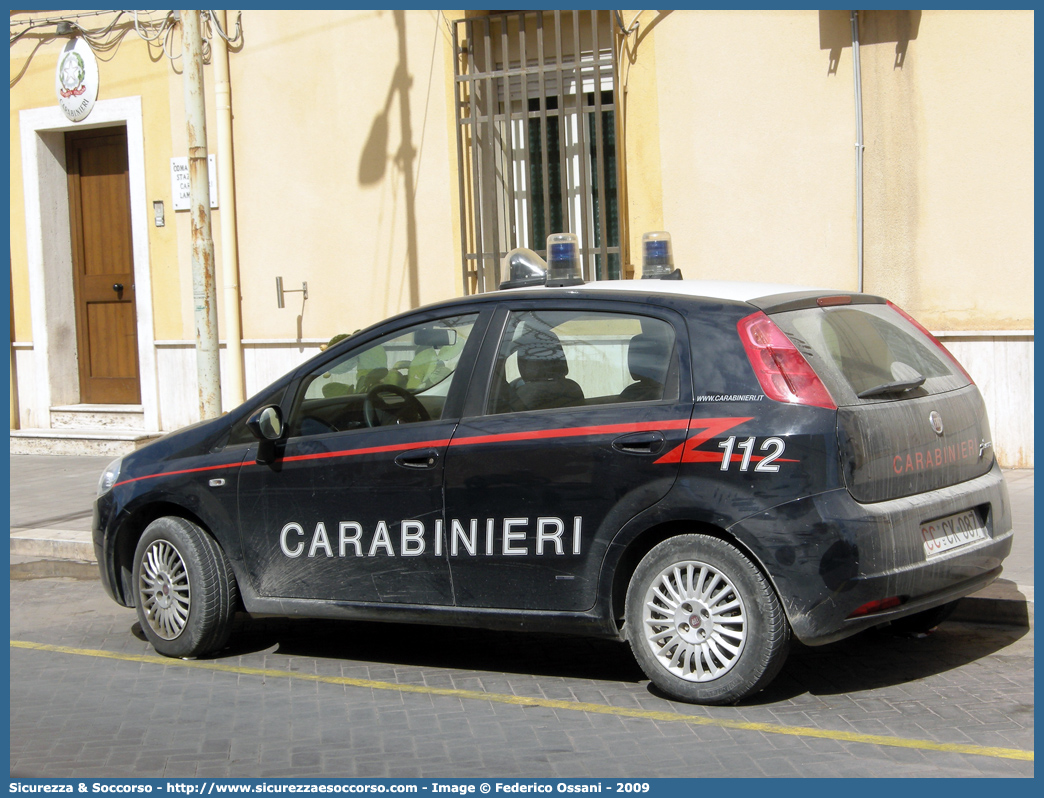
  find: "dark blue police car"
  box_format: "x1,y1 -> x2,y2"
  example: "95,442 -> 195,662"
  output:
94,233 -> 1012,704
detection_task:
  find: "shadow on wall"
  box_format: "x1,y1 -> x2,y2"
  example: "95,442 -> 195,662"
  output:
358,9 -> 420,310
819,10 -> 922,75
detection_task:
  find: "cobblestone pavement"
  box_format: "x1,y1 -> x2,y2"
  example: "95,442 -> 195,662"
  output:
9,561 -> 1033,779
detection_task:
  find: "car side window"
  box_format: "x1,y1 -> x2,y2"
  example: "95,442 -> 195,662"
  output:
288,314 -> 478,436
487,309 -> 678,415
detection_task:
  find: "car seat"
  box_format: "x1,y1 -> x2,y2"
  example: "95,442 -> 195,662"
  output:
619,332 -> 672,402
512,327 -> 584,411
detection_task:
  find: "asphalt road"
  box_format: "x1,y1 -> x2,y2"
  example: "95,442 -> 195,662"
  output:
9,556 -> 1033,779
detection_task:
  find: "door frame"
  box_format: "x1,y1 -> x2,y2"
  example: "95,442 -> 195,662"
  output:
18,97 -> 158,429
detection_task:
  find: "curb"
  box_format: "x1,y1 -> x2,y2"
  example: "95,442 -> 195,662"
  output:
10,529 -> 95,562
952,596 -> 1033,628
950,579 -> 1033,628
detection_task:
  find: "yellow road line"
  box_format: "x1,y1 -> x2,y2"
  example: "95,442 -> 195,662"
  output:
11,639 -> 1033,763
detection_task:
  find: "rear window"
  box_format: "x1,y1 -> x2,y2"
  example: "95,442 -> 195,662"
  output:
772,304 -> 969,405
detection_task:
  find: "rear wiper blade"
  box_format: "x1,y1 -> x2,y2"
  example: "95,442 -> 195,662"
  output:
857,375 -> 926,399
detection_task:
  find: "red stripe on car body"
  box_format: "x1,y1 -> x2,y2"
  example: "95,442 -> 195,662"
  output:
655,417 -> 754,464
114,416 -> 768,487
448,418 -> 692,448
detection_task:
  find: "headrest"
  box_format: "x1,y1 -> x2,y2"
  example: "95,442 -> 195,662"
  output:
628,333 -> 672,383
515,327 -> 569,383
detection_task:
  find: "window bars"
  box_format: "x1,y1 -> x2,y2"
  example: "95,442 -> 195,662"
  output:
453,11 -> 622,293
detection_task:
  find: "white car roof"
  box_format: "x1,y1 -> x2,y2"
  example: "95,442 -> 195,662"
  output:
522,279 -> 835,303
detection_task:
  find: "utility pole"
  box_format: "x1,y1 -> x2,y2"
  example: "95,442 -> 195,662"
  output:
182,10 -> 222,419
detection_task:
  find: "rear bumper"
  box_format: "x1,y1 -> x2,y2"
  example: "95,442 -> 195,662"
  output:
730,462 -> 1013,645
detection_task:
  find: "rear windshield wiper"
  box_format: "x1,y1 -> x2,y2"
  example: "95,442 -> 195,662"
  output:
857,374 -> 926,399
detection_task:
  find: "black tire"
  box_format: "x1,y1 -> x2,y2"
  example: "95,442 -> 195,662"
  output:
132,516 -> 239,658
624,534 -> 790,705
889,600 -> 960,636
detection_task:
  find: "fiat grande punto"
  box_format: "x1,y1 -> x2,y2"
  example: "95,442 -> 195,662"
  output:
94,240 -> 1012,704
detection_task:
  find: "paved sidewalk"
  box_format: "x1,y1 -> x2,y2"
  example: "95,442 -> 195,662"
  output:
8,454 -> 1034,625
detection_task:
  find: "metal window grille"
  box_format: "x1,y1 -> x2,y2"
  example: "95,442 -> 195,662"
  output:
453,10 -> 622,293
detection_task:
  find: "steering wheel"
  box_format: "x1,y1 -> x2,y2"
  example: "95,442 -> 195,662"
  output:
363,384 -> 431,427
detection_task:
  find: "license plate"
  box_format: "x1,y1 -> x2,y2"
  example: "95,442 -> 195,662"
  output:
921,509 -> 988,558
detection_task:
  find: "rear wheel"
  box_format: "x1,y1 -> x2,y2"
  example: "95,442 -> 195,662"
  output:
133,516 -> 238,658
625,534 -> 790,705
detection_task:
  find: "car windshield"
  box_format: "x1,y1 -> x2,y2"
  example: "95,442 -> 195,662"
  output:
305,315 -> 474,401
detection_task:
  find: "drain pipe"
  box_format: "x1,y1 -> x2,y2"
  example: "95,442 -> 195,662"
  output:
851,10 -> 864,293
213,10 -> 245,406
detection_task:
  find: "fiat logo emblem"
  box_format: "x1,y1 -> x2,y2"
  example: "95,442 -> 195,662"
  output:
929,411 -> 944,436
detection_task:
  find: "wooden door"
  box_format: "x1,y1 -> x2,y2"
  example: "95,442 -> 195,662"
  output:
66,128 -> 140,405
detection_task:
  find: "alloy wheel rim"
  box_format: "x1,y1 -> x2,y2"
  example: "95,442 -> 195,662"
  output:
138,540 -> 191,640
642,560 -> 747,682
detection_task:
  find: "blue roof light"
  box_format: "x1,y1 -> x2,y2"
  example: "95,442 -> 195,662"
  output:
545,233 -> 584,287
641,231 -> 675,279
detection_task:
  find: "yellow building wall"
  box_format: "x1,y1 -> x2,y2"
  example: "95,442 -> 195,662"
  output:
859,9 -> 1033,331
626,9 -> 1032,332
9,109 -> 30,343
225,10 -> 460,343
16,10 -> 1029,343
617,11 -> 665,277
637,10 -> 856,288
11,11 -> 463,350
9,10 -> 1032,442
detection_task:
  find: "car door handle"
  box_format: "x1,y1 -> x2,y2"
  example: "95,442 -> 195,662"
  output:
612,431 -> 666,455
394,449 -> 440,469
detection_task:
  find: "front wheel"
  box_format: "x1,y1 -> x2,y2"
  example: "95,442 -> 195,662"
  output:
625,534 -> 790,705
133,516 -> 239,658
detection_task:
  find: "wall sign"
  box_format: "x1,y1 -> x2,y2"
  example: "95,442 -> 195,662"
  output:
56,38 -> 99,122
171,155 -> 218,211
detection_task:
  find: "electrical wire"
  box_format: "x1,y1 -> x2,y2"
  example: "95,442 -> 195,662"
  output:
133,10 -> 171,44
161,15 -> 182,62
11,10 -> 116,29
614,10 -> 642,37
10,10 -> 241,72
208,10 -> 243,45
70,13 -> 133,59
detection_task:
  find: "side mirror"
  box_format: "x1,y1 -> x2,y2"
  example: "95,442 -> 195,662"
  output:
248,405 -> 283,440
246,405 -> 284,464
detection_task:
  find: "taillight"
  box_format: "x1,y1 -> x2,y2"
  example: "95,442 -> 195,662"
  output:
886,301 -> 975,384
738,312 -> 836,409
847,596 -> 903,619
816,295 -> 853,307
